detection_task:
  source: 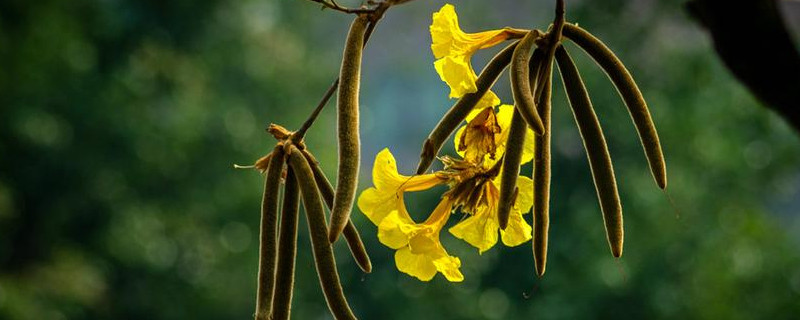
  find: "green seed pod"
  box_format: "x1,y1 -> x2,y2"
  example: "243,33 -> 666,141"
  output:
254,145 -> 285,320
498,49 -> 546,230
415,40 -> 520,175
510,30 -> 545,135
331,14 -> 370,243
302,149 -> 372,273
562,23 -> 667,190
555,46 -> 623,258
270,166 -> 300,320
532,63 -> 553,277
287,145 -> 358,320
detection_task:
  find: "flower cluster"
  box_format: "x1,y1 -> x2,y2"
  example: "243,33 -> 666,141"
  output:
357,4 -> 536,281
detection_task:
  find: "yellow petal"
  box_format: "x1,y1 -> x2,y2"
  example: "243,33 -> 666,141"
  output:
357,187 -> 398,225
378,211 -> 416,249
493,104 -> 536,165
395,247 -> 438,281
448,208 -> 499,254
360,149 -> 445,225
434,55 -> 477,99
430,4 -> 518,100
373,148 -> 444,191
500,209 -> 532,247
408,231 -> 439,254
433,255 -> 464,282
513,175 -> 534,214
430,4 -> 518,59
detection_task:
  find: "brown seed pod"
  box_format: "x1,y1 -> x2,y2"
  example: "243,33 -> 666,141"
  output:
415,40 -> 520,175
562,23 -> 667,190
532,62 -> 553,277
270,166 -> 300,320
498,49 -> 546,230
555,46 -> 623,258
510,30 -> 545,135
287,145 -> 358,320
254,145 -> 285,320
330,14 -> 370,243
302,149 -> 372,273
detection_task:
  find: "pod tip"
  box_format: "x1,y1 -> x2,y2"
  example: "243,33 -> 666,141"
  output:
612,247 -> 623,258
328,229 -> 342,243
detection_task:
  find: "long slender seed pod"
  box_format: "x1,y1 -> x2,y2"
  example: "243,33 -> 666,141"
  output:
302,149 -> 372,273
498,112 -> 529,229
254,145 -> 285,320
330,14 -> 370,243
270,167 -> 300,320
556,47 -> 623,258
511,30 -> 545,135
533,62 -> 554,277
415,41 -> 520,174
287,146 -> 358,320
498,49 -> 546,230
562,23 -> 667,190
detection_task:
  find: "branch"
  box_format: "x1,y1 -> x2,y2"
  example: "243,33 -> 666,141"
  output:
687,0 -> 800,132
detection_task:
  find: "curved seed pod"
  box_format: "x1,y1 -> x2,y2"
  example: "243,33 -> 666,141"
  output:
555,46 -> 623,258
302,149 -> 372,273
287,146 -> 358,320
562,23 -> 667,190
510,30 -> 545,135
498,48 -> 546,230
270,167 -> 300,320
497,111 -> 528,230
254,145 -> 285,320
415,41 -> 520,174
330,14 -> 370,243
533,63 -> 553,277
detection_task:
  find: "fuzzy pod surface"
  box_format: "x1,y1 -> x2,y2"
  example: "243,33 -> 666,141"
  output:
510,30 -> 545,135
254,146 -> 285,320
415,41 -> 520,174
556,47 -> 624,258
302,149 -> 372,273
498,49 -> 546,230
562,23 -> 667,190
270,166 -> 300,320
287,146 -> 358,320
331,14 -> 370,243
532,63 -> 553,277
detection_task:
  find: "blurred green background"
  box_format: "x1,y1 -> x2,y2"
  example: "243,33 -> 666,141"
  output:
2,0 -> 800,319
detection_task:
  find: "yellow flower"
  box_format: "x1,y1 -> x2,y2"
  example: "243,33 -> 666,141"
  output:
358,149 -> 446,226
448,173 -> 534,253
430,4 -> 525,102
454,104 -> 535,168
445,105 -> 535,253
358,105 -> 536,278
358,149 -> 462,281
378,199 -> 463,282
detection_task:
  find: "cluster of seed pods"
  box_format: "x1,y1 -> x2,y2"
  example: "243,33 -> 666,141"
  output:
244,0 -> 668,318
247,11 -> 376,320
413,0 -> 667,277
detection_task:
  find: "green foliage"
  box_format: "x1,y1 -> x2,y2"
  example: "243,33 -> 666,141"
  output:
1,0 -> 798,319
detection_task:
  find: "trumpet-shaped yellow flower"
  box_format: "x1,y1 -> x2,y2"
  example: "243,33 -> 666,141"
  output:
358,105 -> 536,279
358,149 -> 446,225
358,149 -> 462,282
431,4 -> 525,103
455,104 -> 535,168
378,199 -> 463,282
444,105 -> 534,253
448,173 -> 534,253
